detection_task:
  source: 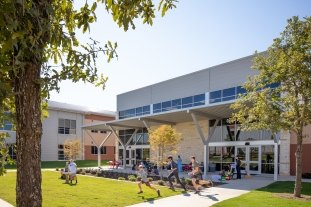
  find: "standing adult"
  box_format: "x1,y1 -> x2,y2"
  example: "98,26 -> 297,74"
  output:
177,155 -> 183,173
189,156 -> 201,194
167,156 -> 187,191
236,156 -> 241,179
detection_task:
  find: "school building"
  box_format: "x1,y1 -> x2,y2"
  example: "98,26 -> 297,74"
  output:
1,101 -> 117,162
83,53 -> 311,179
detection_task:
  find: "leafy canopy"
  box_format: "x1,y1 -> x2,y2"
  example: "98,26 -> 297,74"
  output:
149,125 -> 181,165
0,0 -> 177,99
231,16 -> 311,135
64,139 -> 81,160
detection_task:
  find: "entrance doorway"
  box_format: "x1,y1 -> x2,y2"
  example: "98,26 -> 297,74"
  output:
119,147 -> 150,166
236,146 -> 261,174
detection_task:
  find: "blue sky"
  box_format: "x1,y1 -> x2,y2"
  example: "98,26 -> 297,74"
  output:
50,0 -> 311,111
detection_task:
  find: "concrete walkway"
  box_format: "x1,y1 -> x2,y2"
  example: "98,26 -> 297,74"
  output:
0,198 -> 14,207
127,176 -> 276,207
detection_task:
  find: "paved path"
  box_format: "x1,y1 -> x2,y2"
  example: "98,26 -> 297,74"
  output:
0,198 -> 14,207
127,176 -> 275,207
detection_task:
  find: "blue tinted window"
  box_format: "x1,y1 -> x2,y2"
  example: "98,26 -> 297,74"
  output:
194,94 -> 205,106
182,96 -> 193,108
125,109 -> 135,118
222,96 -> 235,101
237,86 -> 247,95
143,105 -> 150,115
136,107 -> 142,116
223,87 -> 235,97
162,101 -> 171,112
267,82 -> 280,89
153,103 -> 161,113
172,99 -> 181,110
222,87 -> 236,102
210,90 -> 221,99
119,111 -> 125,119
209,90 -> 221,103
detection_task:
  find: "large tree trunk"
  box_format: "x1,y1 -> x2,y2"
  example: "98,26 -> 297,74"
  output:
14,63 -> 42,207
294,130 -> 303,197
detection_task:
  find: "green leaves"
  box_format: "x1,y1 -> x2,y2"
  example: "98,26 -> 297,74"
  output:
231,16 -> 311,135
0,0 -> 177,103
103,0 -> 177,31
0,133 -> 15,176
159,0 -> 177,17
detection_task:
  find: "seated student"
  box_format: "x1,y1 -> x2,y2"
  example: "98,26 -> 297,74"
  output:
67,159 -> 77,182
60,161 -> 69,179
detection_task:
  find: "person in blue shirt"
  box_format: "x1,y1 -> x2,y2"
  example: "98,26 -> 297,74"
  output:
177,155 -> 183,172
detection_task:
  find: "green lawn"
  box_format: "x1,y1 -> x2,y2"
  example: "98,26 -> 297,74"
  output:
5,160 -> 108,169
0,171 -> 181,207
212,181 -> 311,207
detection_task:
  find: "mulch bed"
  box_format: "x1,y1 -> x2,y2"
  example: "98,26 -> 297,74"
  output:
273,193 -> 311,201
58,168 -> 221,191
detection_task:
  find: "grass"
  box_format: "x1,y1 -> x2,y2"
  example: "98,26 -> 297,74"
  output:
0,171 -> 181,207
5,160 -> 109,169
212,181 -> 311,207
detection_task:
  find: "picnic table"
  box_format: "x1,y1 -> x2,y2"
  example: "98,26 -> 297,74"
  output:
109,161 -> 120,169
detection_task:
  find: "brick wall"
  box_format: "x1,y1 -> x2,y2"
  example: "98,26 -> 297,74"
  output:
84,145 -> 115,161
289,125 -> 311,175
290,144 -> 311,175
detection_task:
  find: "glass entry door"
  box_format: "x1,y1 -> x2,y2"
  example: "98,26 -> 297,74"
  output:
236,147 -> 247,173
123,147 -> 150,167
248,146 -> 260,174
236,146 -> 261,174
125,149 -> 136,166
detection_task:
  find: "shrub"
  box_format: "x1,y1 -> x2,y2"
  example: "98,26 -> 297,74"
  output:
148,177 -> 153,182
56,168 -> 59,171
128,175 -> 136,182
118,177 -> 126,180
157,180 -> 165,186
85,169 -> 91,173
185,178 -> 193,186
136,176 -> 142,181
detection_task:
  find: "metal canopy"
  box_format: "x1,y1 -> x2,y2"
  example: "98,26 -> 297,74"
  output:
82,102 -> 234,131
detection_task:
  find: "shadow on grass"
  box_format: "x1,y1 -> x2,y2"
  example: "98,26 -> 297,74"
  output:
137,195 -> 156,204
256,181 -> 311,196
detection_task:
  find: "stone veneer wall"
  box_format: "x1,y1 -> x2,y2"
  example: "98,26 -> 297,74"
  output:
150,121 -> 208,165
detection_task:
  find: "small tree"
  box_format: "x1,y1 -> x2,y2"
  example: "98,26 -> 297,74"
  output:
231,16 -> 311,198
148,125 -> 181,175
64,139 -> 81,160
